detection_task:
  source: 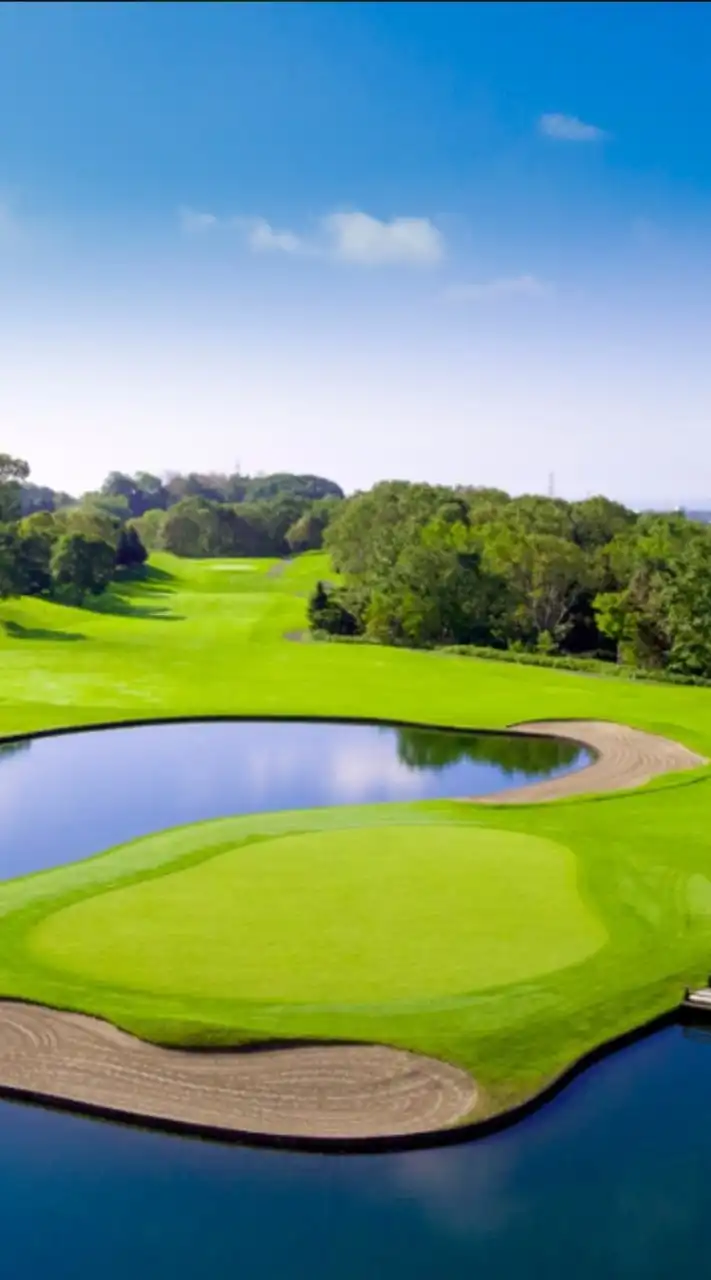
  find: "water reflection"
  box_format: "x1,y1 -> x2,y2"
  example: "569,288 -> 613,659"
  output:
0,739 -> 30,763
0,1025 -> 710,1277
0,720 -> 587,879
395,726 -> 581,777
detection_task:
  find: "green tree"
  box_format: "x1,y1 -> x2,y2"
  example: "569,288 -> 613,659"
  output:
80,492 -> 132,522
570,495 -> 637,550
0,527 -> 27,598
0,454 -> 31,524
50,533 -> 116,604
662,538 -> 711,676
160,498 -> 215,556
286,501 -> 336,553
55,504 -> 122,550
133,472 -> 168,512
593,514 -> 711,668
16,512 -> 59,597
501,495 -> 575,540
115,525 -> 148,569
481,526 -> 589,647
19,481 -> 74,517
129,509 -> 166,552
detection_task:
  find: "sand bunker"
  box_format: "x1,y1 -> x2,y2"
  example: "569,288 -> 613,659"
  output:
1,718 -> 704,1143
475,720 -> 706,805
0,1002 -> 476,1144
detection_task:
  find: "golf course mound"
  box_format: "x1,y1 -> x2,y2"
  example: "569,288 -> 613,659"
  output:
28,824 -> 605,1006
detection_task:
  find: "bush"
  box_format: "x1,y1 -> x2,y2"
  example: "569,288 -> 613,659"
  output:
307,581 -> 360,636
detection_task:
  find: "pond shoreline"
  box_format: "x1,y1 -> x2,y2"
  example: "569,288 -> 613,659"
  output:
0,716 -> 705,1148
474,719 -> 706,804
0,998 -> 686,1153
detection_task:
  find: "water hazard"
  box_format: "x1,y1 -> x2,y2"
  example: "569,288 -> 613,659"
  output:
2,1023 -> 710,1277
6,716 -> 672,1279
0,718 -> 587,878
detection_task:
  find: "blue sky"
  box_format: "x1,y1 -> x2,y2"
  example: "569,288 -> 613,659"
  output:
2,1 -> 711,502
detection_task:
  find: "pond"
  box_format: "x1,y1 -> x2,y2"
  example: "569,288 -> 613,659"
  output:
6,715 -> 668,1279
1,1022 -> 709,1277
0,718 -> 589,878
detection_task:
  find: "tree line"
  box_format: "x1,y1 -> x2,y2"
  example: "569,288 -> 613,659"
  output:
308,481 -> 711,680
1,455 -> 343,605
20,466 -> 343,559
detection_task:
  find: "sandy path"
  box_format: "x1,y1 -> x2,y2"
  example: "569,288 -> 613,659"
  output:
0,1002 -> 476,1143
475,720 -> 706,805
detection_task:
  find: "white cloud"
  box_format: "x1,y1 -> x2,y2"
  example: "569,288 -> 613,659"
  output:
538,113 -> 607,142
178,207 -> 444,265
179,206 -> 219,234
444,275 -> 551,302
237,217 -> 310,256
322,211 -> 444,265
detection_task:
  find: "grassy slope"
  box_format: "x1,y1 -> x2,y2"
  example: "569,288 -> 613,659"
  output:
2,551 -> 711,1118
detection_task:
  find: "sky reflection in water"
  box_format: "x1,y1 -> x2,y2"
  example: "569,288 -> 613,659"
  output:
0,720 -> 585,878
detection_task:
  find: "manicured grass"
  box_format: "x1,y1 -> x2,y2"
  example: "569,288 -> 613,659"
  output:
0,550 -> 710,759
29,825 -> 604,1004
3,550 -> 711,1120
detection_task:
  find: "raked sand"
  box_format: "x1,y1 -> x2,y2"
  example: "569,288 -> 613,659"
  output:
0,721 -> 704,1146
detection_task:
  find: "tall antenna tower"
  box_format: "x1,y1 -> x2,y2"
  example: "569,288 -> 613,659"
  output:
548,471 -> 555,498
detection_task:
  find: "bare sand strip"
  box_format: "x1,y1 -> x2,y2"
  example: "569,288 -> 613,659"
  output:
0,1002 -> 476,1143
475,720 -> 707,805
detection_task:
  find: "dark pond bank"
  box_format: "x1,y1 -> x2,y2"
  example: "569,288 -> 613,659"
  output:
1,1022 -> 708,1279
0,718 -> 588,878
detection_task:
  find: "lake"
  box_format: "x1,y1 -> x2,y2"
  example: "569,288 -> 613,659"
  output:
0,717 -> 587,878
9,718 -> 698,1278
1,1024 -> 709,1278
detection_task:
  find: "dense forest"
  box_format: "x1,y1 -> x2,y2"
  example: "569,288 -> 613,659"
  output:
0,453 -> 343,604
308,481 -> 711,681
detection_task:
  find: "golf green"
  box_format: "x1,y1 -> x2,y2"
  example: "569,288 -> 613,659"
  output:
3,550 -> 711,1124
29,825 -> 605,1005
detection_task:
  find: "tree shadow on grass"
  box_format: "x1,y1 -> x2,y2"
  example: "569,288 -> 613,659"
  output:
2,619 -> 86,642
83,596 -> 185,621
85,564 -> 185,621
118,564 -> 177,588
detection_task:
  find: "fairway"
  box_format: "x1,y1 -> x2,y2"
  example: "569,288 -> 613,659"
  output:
29,825 -> 605,1004
2,550 -> 711,1134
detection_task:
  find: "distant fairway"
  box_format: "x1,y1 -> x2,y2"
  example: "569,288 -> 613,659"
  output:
29,825 -> 605,1005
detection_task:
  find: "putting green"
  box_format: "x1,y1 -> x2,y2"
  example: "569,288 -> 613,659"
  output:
29,824 -> 605,1005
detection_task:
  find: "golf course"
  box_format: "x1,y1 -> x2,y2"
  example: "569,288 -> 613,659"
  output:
2,551 -> 711,1143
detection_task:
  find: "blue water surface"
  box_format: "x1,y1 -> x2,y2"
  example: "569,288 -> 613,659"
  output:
0,718 -> 587,877
6,718 -> 694,1279
2,1025 -> 710,1279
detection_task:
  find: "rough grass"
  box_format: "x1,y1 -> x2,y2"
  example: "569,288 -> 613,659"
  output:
2,551 -> 711,1118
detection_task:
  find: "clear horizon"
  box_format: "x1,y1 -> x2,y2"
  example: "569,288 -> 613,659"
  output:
3,2 -> 711,507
